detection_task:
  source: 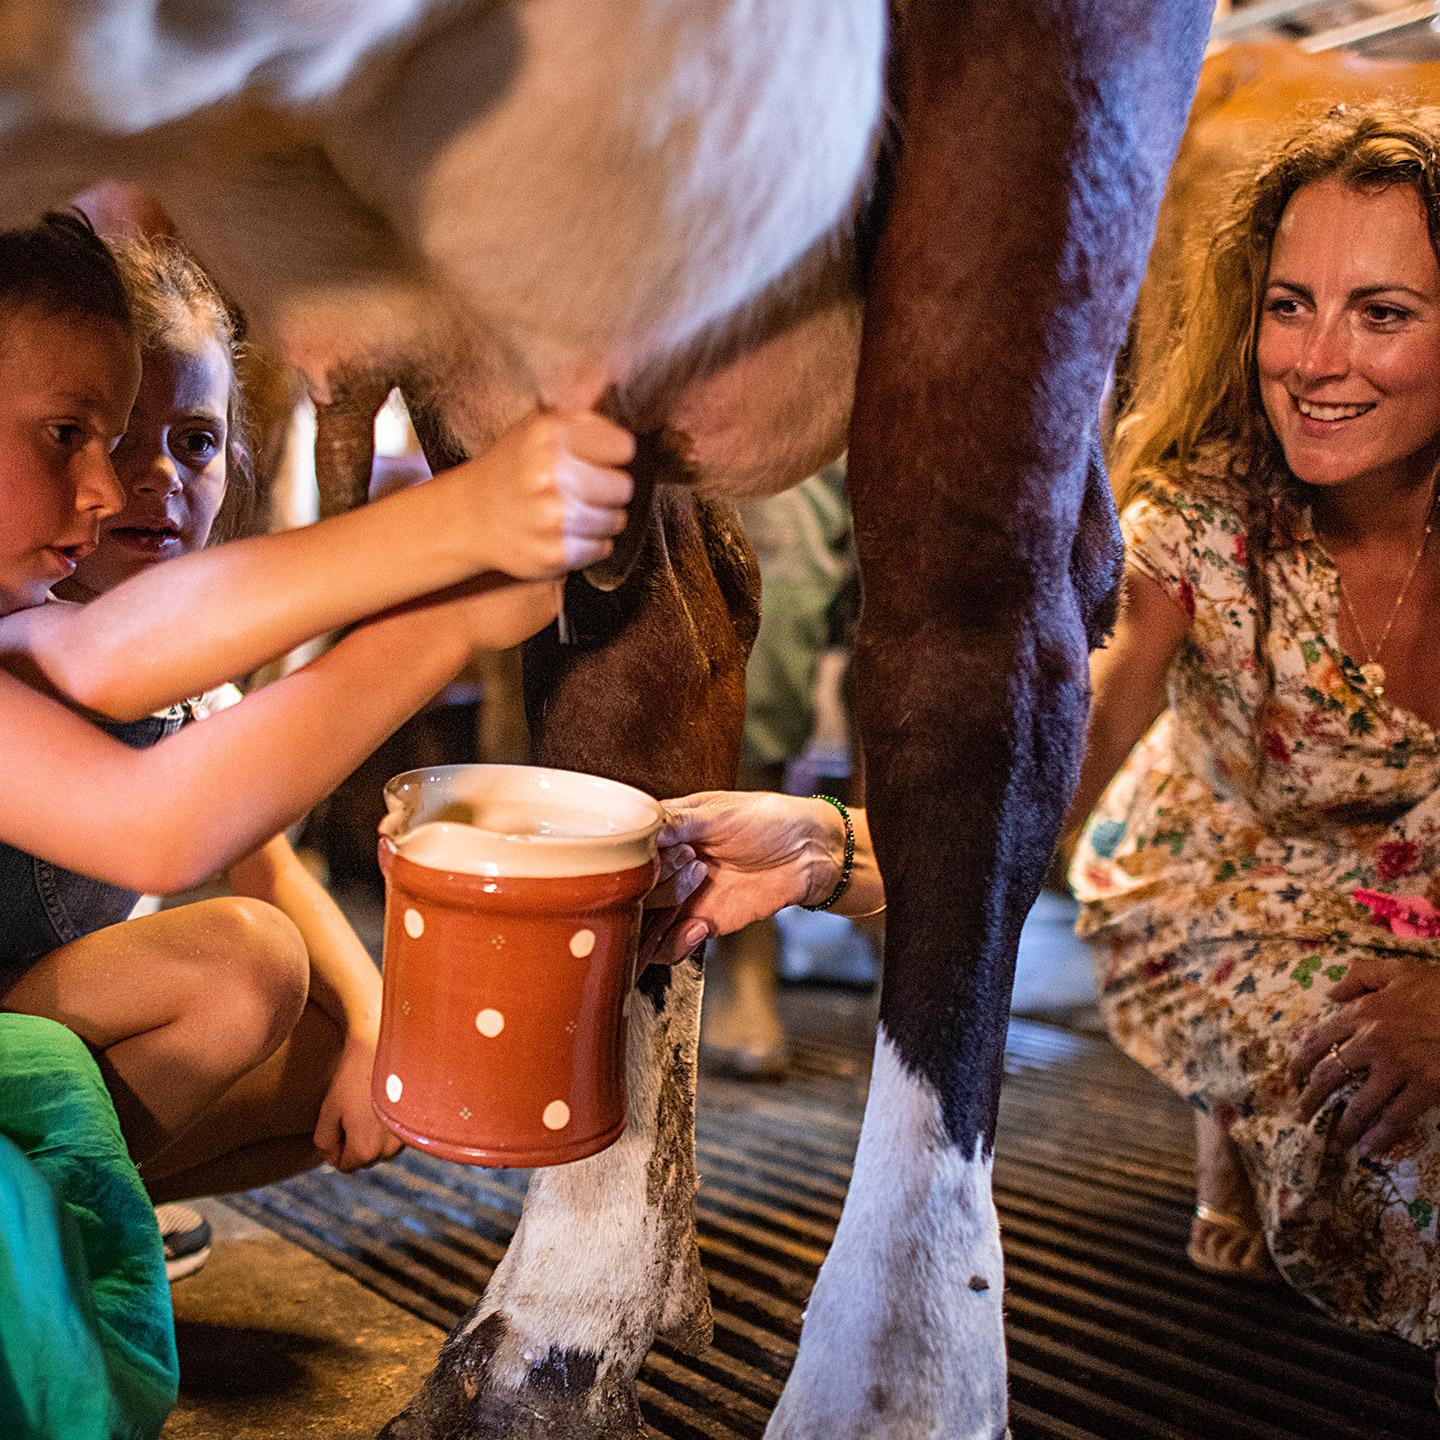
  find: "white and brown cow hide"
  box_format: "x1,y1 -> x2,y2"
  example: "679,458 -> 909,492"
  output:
2,0 -> 876,488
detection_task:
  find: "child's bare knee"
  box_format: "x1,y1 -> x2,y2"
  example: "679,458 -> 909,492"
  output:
207,896 -> 310,1045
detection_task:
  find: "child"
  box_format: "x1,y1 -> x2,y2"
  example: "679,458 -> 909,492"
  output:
41,234 -> 408,1227
0,213 -> 635,1206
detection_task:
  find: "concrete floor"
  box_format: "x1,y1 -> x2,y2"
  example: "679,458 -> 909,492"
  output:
163,1202 -> 442,1439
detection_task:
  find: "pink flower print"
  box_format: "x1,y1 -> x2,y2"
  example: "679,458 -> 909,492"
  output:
1374,839 -> 1420,883
1177,575 -> 1196,618
1232,533 -> 1247,566
1263,729 -> 1291,765
1352,888 -> 1440,938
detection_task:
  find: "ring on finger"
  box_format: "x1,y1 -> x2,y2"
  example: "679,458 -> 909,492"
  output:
1328,1040 -> 1361,1083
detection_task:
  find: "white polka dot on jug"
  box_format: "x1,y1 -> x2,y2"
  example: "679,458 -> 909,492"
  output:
385,1073 -> 403,1103
542,1100 -> 570,1130
569,929 -> 596,958
403,908 -> 424,939
475,1008 -> 505,1038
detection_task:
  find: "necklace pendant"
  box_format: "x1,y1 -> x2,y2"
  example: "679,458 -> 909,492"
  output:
1359,660 -> 1386,694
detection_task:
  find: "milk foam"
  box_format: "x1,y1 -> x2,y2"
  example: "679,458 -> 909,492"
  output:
385,764 -> 662,879
397,819 -> 655,879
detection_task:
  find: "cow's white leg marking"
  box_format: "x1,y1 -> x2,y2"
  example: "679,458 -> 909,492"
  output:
455,956 -> 709,1407
766,1028 -> 1009,1440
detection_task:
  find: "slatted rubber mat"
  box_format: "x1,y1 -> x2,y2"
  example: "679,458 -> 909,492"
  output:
231,1009 -> 1435,1438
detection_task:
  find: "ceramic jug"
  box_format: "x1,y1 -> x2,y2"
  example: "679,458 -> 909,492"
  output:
373,763 -> 662,1166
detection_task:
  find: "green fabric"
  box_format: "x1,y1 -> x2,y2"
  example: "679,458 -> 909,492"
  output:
0,1015 -> 177,1439
742,578 -> 835,766
738,464 -> 855,767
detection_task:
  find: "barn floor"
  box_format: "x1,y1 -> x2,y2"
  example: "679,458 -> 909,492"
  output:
158,895 -> 1437,1440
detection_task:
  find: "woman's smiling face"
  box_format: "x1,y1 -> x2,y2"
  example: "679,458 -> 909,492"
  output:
1257,178 -> 1440,496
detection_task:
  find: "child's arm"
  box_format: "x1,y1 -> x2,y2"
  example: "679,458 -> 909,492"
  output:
0,412 -> 633,722
0,573 -> 557,893
226,835 -> 399,1171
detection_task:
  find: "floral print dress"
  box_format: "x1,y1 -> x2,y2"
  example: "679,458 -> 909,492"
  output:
1070,465 -> 1440,1348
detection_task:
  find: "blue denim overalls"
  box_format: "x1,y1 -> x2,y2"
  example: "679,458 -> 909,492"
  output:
0,706 -> 187,975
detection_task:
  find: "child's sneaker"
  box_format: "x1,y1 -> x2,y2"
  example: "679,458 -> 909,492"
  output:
155,1202 -> 212,1283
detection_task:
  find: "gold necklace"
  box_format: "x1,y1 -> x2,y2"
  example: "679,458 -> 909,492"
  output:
1333,489 -> 1438,698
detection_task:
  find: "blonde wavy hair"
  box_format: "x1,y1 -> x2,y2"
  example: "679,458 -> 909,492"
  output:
1111,101 -> 1440,757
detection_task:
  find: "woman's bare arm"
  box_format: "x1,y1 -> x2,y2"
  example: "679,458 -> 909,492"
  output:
1059,565 -> 1189,849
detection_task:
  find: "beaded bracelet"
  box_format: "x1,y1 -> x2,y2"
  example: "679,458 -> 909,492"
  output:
802,794 -> 855,912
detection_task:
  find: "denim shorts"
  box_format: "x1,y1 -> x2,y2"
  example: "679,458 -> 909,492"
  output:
0,709 -> 185,978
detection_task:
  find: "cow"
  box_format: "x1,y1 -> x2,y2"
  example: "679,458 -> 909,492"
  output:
0,3 -> 1211,1435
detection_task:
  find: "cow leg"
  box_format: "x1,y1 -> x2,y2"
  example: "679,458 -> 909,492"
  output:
379,473 -> 759,1439
765,3 -> 1209,1437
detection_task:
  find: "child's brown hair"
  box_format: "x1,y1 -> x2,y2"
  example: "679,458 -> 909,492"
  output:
0,210 -> 130,333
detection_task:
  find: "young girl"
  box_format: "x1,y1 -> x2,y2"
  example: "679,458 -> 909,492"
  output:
40,234 -> 410,1217
0,214 -> 636,1205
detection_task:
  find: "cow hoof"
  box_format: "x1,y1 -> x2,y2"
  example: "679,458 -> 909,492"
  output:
377,1315 -> 646,1440
699,924 -> 788,1079
378,1382 -> 645,1440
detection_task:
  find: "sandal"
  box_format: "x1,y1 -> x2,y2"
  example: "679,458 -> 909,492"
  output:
1187,1201 -> 1279,1282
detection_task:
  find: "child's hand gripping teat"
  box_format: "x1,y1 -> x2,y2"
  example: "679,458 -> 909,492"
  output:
440,411 -> 636,585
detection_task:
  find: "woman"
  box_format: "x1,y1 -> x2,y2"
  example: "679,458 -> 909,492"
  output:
1063,101 -> 1440,1340
654,103 -> 1440,1370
